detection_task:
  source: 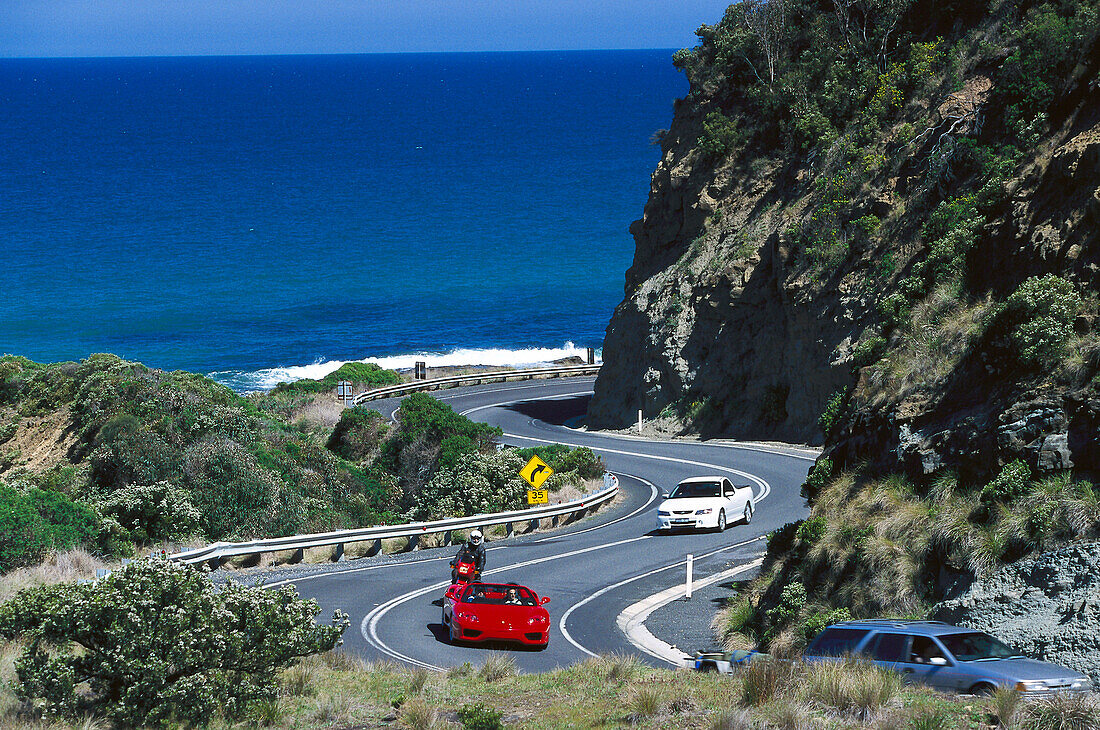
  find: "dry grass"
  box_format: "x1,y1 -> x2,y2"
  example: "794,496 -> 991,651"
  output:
407,667 -> 431,694
798,659 -> 902,719
863,288 -> 993,408
308,693 -> 352,725
1021,692 -> 1100,730
627,684 -> 667,720
476,653 -> 516,682
990,686 -> 1023,729
280,660 -> 321,697
0,548 -> 108,604
318,649 -> 367,673
738,659 -> 797,707
399,697 -> 438,730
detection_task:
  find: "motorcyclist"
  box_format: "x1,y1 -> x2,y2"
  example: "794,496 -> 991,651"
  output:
450,529 -> 486,582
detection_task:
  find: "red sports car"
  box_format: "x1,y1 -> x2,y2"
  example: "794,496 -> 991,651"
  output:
441,582 -> 551,649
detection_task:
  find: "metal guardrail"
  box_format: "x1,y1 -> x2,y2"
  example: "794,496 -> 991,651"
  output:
170,473 -> 619,567
352,364 -> 601,404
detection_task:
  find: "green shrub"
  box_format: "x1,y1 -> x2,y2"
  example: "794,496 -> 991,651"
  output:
981,460 -> 1032,504
0,484 -> 100,572
802,457 -> 833,502
272,361 -> 399,395
818,392 -> 845,437
458,702 -> 504,730
385,393 -> 500,474
699,111 -> 743,158
326,406 -> 388,461
0,558 -> 348,726
851,336 -> 887,369
409,451 -> 526,521
97,480 -> 201,543
794,514 -> 827,546
1000,275 -> 1083,369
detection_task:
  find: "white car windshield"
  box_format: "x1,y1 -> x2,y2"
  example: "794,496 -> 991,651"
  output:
669,481 -> 721,498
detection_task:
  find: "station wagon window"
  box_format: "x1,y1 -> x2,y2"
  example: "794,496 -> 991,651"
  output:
939,632 -> 1016,661
867,632 -> 910,663
909,636 -> 948,664
806,628 -> 870,656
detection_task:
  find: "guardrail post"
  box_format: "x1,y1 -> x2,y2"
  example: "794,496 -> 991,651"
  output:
505,522 -> 514,538
290,547 -> 304,564
552,514 -> 560,527
406,534 -> 419,552
443,530 -> 453,546
365,539 -> 382,557
528,518 -> 539,533
334,543 -> 345,562
207,558 -> 222,571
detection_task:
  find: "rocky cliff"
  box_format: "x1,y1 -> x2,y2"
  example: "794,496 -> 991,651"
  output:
589,0 -> 1100,482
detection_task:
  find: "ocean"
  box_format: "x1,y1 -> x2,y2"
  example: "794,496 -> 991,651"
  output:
0,51 -> 685,391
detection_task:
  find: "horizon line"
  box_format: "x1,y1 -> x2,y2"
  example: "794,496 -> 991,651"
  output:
0,47 -> 683,62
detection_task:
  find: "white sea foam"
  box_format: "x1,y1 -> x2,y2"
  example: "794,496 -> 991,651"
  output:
209,342 -> 600,392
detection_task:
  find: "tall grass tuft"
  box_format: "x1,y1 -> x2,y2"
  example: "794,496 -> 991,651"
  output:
600,652 -> 646,682
1021,692 -> 1100,730
477,652 -> 516,682
627,685 -> 666,720
990,686 -> 1022,729
799,659 -> 901,718
710,709 -> 757,730
245,698 -> 285,728
713,597 -> 756,650
318,649 -> 367,672
309,693 -> 352,725
738,659 -> 796,706
399,697 -> 437,730
280,661 -> 320,697
407,666 -> 430,693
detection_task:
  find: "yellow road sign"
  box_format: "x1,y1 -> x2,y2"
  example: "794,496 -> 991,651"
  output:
527,488 -> 549,505
520,455 -> 553,488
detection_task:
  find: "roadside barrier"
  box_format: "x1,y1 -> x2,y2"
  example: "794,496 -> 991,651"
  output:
170,473 -> 619,569
352,364 -> 600,404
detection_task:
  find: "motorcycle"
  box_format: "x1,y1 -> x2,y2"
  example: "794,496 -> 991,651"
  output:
450,557 -> 481,585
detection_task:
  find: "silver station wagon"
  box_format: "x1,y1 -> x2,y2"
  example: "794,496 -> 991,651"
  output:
803,620 -> 1092,695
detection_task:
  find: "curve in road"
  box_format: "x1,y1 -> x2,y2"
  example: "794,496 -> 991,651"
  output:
280,377 -> 813,671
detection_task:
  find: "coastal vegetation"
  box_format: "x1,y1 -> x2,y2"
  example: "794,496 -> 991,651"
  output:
0,353 -> 603,572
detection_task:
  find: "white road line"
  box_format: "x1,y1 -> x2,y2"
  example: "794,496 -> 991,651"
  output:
528,472 -> 658,544
557,536 -> 766,659
617,557 -> 763,666
361,534 -> 653,669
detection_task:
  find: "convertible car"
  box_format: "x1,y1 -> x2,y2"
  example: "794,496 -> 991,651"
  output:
441,582 -> 551,649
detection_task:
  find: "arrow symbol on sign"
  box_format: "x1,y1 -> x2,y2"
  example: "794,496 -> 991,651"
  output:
529,464 -> 548,480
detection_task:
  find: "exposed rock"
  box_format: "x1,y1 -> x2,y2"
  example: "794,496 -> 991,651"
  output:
933,542 -> 1100,686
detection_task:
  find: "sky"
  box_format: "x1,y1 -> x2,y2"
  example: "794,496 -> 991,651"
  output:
0,1 -> 734,58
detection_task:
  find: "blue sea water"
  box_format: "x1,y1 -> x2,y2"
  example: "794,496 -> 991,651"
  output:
0,51 -> 685,391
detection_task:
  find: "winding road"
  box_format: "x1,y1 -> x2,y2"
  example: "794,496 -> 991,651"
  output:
277,377 -> 815,671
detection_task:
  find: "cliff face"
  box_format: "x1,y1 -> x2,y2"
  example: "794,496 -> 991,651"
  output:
590,0 -> 1100,481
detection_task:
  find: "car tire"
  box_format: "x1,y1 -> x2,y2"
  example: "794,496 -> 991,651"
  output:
743,504 -> 752,524
441,607 -> 449,625
701,662 -> 718,673
717,510 -> 726,532
969,682 -> 997,697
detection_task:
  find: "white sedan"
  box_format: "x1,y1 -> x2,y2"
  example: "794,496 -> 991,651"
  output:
655,476 -> 755,532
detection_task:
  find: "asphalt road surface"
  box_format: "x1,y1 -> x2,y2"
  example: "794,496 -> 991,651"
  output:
277,377 -> 814,671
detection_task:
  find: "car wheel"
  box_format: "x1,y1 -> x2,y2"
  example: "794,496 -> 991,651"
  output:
969,682 -> 997,697
743,504 -> 752,524
701,662 -> 718,673
717,510 -> 726,532
441,607 -> 449,625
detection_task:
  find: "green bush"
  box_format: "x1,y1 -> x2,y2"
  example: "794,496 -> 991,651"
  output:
699,111 -> 743,158
0,558 -> 348,727
458,702 -> 504,730
409,451 -> 526,521
97,480 -> 201,543
981,460 -> 1032,504
326,406 -> 388,461
272,361 -> 400,395
384,393 -> 500,475
0,484 -> 100,572
818,393 -> 845,437
1001,275 -> 1082,369
802,458 -> 834,502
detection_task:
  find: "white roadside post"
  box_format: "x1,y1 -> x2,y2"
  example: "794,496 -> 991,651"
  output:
638,409 -> 643,433
685,553 -> 694,599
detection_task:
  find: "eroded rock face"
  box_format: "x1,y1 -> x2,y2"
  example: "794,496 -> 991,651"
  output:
933,542 -> 1100,686
589,55 -> 1100,478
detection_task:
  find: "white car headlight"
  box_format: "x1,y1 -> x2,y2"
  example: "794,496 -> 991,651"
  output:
1015,680 -> 1047,691
695,508 -> 712,515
